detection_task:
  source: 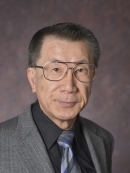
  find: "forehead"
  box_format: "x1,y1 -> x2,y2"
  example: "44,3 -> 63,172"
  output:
38,36 -> 93,64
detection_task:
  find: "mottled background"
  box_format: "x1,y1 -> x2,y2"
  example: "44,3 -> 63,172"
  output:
0,0 -> 130,172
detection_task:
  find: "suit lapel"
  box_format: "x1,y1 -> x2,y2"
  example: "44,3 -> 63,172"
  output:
81,119 -> 108,173
15,106 -> 55,173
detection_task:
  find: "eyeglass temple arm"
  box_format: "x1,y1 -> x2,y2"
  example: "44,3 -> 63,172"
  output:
34,66 -> 44,69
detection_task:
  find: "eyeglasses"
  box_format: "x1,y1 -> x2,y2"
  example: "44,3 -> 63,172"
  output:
34,61 -> 96,83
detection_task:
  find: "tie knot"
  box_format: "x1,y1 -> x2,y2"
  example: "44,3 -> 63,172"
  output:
57,131 -> 74,149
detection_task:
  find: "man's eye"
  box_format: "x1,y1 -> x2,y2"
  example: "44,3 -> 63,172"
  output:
52,68 -> 60,72
76,68 -> 85,73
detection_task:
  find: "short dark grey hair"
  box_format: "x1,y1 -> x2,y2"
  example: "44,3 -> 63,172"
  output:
28,22 -> 100,68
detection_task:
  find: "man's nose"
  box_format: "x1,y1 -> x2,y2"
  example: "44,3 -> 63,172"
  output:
59,68 -> 78,93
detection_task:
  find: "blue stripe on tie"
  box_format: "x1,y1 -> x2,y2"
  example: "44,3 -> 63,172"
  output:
57,131 -> 82,173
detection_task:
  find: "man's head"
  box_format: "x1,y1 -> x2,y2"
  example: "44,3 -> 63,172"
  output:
28,22 -> 100,68
27,22 -> 100,130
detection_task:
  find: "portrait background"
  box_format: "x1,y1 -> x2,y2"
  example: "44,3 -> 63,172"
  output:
0,0 -> 130,172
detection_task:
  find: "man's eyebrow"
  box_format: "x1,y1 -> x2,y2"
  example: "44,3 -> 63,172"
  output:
50,58 -> 89,63
75,59 -> 89,63
50,58 -> 61,62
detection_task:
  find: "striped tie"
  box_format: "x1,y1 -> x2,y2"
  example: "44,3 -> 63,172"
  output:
57,131 -> 82,173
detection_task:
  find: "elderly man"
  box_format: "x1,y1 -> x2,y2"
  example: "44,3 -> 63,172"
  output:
0,23 -> 114,173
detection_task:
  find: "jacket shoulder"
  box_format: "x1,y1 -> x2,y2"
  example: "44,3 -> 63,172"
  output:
0,116 -> 19,134
0,105 -> 31,135
80,116 -> 114,142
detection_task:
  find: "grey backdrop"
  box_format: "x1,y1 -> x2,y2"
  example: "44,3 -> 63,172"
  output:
0,0 -> 130,172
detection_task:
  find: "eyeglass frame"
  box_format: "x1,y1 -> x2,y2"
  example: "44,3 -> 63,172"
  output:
34,61 -> 96,83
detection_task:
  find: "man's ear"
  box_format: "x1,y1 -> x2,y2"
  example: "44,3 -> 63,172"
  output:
27,68 -> 36,93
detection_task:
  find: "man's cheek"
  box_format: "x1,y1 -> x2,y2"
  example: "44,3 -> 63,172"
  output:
41,85 -> 45,92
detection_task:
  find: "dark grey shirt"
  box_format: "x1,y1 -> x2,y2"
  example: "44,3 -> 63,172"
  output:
32,101 -> 96,173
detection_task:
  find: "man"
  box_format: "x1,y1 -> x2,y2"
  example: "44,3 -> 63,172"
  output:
0,23 -> 114,173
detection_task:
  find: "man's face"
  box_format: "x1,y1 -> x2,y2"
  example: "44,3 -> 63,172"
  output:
28,37 -> 95,128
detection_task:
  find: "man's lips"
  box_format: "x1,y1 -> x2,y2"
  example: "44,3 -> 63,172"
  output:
57,101 -> 77,107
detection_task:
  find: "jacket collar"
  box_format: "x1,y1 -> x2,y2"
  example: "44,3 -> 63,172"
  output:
15,105 -> 55,173
80,117 -> 108,173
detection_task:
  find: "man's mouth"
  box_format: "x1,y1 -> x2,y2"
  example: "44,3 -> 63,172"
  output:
57,101 -> 77,107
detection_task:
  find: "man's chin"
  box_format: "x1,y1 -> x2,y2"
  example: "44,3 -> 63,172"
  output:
54,111 -> 78,121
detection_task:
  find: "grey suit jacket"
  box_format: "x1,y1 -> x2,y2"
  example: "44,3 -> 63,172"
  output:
0,105 -> 114,173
